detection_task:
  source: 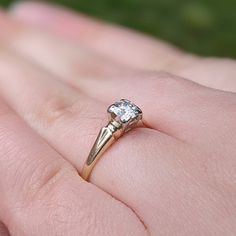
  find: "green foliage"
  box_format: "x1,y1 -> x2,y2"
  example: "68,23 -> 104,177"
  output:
1,0 -> 236,58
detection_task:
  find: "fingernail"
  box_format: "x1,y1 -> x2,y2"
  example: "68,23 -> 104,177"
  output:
9,1 -> 52,24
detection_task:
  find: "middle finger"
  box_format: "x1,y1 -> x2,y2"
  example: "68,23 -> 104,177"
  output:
5,8 -> 236,93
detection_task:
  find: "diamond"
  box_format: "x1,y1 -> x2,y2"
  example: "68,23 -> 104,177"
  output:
108,99 -> 142,124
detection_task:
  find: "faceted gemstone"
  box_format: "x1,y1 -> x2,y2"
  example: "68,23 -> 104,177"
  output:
108,99 -> 142,123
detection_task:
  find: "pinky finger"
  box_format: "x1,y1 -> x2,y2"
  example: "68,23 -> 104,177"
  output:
0,98 -> 146,236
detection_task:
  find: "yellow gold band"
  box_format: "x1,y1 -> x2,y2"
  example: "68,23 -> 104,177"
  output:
81,120 -> 122,180
81,99 -> 142,181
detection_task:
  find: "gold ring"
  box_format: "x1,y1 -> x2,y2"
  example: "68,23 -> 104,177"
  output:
81,99 -> 143,180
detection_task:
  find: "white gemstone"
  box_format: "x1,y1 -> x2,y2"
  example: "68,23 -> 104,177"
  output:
108,99 -> 141,123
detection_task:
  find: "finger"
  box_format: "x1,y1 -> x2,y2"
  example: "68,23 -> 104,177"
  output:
0,10 -> 126,81
0,53 -> 233,235
71,70 -> 236,149
10,2 -> 236,93
10,1 -> 189,70
173,57 -> 236,93
0,98 -> 146,235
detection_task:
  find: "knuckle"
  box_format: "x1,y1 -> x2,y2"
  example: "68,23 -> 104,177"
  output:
34,96 -> 106,132
6,164 -> 77,221
42,182 -> 106,236
22,161 -> 76,206
140,70 -> 198,99
34,97 -> 107,147
151,70 -> 195,89
34,95 -> 78,127
9,172 -> 102,236
0,113 -> 76,207
8,162 -> 73,210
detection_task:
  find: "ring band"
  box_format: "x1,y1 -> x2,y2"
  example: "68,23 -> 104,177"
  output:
81,99 -> 143,180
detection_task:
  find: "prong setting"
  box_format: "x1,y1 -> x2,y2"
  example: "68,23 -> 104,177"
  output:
107,99 -> 142,132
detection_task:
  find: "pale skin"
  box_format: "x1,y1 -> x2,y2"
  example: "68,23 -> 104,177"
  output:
0,2 -> 235,236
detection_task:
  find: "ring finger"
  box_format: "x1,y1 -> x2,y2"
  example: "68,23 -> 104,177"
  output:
0,47 -> 232,236
0,46 -> 190,234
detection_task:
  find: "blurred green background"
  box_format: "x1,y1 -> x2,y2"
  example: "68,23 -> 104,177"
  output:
1,0 -> 236,58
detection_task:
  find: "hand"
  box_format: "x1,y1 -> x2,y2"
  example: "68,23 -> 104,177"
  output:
0,2 -> 235,235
